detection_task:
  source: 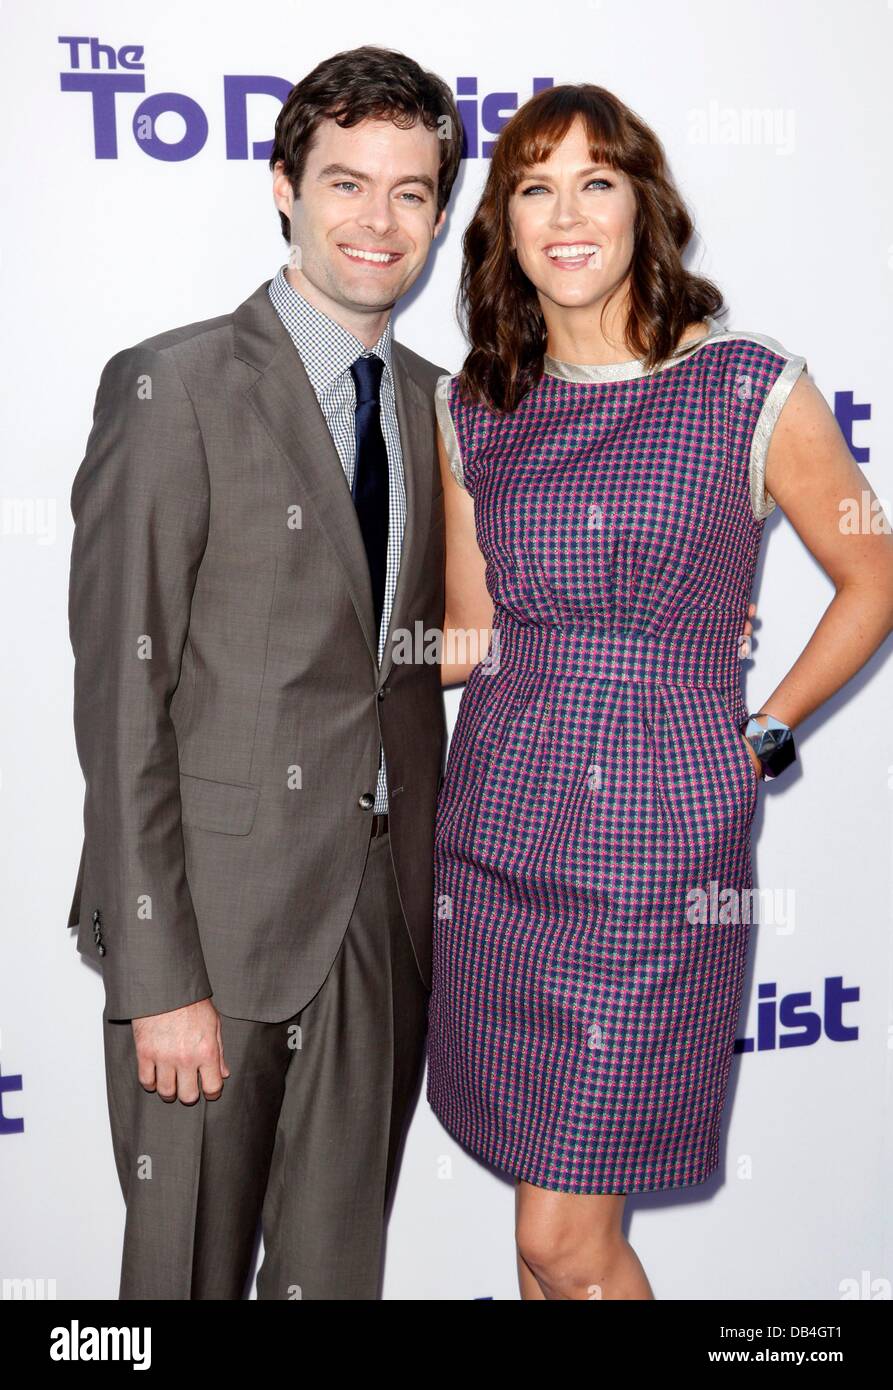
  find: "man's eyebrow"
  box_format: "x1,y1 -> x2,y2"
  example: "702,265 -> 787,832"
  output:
316,163 -> 436,194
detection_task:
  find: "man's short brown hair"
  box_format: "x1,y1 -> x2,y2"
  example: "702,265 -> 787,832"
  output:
269,45 -> 463,241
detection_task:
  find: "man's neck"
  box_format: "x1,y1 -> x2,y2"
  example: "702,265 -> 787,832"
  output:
285,266 -> 391,350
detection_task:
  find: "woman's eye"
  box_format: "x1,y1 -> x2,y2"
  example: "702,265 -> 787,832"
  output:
520,177 -> 613,196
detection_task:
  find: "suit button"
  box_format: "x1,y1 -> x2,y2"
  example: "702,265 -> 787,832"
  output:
377,687 -> 386,700
358,792 -> 375,810
97,943 -> 106,956
92,909 -> 101,924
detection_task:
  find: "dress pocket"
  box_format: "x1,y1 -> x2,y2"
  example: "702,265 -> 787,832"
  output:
656,686 -> 759,836
716,693 -> 761,816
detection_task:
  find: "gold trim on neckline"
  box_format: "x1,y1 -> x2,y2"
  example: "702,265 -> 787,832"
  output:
542,316 -> 727,383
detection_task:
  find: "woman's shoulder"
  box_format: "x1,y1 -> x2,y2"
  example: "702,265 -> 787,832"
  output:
434,370 -> 516,492
703,323 -> 809,429
434,370 -> 483,409
705,321 -> 808,374
704,324 -> 810,522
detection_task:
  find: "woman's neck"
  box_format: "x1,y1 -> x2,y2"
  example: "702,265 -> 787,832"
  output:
544,301 -> 711,366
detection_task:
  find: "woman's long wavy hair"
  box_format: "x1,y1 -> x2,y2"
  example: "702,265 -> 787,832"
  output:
458,84 -> 724,413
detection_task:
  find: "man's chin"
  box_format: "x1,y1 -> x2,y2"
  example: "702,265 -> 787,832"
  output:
336,248 -> 421,285
330,273 -> 407,313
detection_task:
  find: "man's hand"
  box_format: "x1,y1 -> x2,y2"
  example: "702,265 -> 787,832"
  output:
743,600 -> 756,640
132,998 -> 230,1105
739,601 -> 764,779
739,599 -> 757,658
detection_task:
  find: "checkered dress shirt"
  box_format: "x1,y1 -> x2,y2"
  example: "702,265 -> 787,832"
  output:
269,266 -> 406,814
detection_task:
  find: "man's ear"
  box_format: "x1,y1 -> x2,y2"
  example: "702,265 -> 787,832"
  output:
272,166 -> 294,217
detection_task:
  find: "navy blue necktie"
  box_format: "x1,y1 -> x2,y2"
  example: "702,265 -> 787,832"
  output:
349,354 -> 389,636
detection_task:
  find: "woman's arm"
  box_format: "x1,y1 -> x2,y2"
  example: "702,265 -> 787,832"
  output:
436,424 -> 494,687
753,373 -> 893,731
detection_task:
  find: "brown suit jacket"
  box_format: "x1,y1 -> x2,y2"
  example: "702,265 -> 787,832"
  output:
67,279 -> 447,1021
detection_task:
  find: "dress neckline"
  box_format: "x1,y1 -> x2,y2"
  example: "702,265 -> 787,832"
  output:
542,315 -> 727,383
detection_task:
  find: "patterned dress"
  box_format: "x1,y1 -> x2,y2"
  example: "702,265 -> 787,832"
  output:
426,317 -> 807,1193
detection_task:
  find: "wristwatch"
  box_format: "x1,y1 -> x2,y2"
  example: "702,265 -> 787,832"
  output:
740,712 -> 796,781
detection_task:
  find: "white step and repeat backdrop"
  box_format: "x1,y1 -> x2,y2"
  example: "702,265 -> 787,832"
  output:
1,0 -> 891,1301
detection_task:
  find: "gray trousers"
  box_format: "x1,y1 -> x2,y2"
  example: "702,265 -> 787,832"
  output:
101,827 -> 429,1300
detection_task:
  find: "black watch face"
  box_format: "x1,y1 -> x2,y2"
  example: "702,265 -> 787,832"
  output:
763,736 -> 796,779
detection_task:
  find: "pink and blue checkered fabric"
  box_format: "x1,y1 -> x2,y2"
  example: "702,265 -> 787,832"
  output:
426,332 -> 805,1192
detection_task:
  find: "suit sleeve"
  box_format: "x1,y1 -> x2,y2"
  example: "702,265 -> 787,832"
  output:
68,344 -> 213,1019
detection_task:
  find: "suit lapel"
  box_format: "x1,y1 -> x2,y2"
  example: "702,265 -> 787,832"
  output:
380,346 -> 433,684
234,281 -> 433,683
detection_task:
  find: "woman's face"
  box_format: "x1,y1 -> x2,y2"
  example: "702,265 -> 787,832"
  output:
507,117 -> 637,317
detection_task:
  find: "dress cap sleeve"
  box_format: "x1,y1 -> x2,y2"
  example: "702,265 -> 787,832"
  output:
434,373 -> 466,491
748,345 -> 808,521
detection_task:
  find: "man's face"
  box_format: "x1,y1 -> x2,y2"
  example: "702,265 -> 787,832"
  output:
273,116 -> 446,321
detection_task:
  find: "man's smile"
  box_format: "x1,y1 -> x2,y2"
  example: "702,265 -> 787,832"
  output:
337,242 -> 405,266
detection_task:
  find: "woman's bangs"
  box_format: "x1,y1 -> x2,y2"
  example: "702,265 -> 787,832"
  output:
505,103 -> 626,189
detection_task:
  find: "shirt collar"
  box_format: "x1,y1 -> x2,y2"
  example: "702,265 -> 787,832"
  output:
269,265 -> 393,393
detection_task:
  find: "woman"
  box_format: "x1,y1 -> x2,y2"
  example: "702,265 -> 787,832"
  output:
426,83 -> 893,1300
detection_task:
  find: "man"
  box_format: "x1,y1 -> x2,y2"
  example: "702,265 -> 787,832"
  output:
67,45 -> 461,1300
